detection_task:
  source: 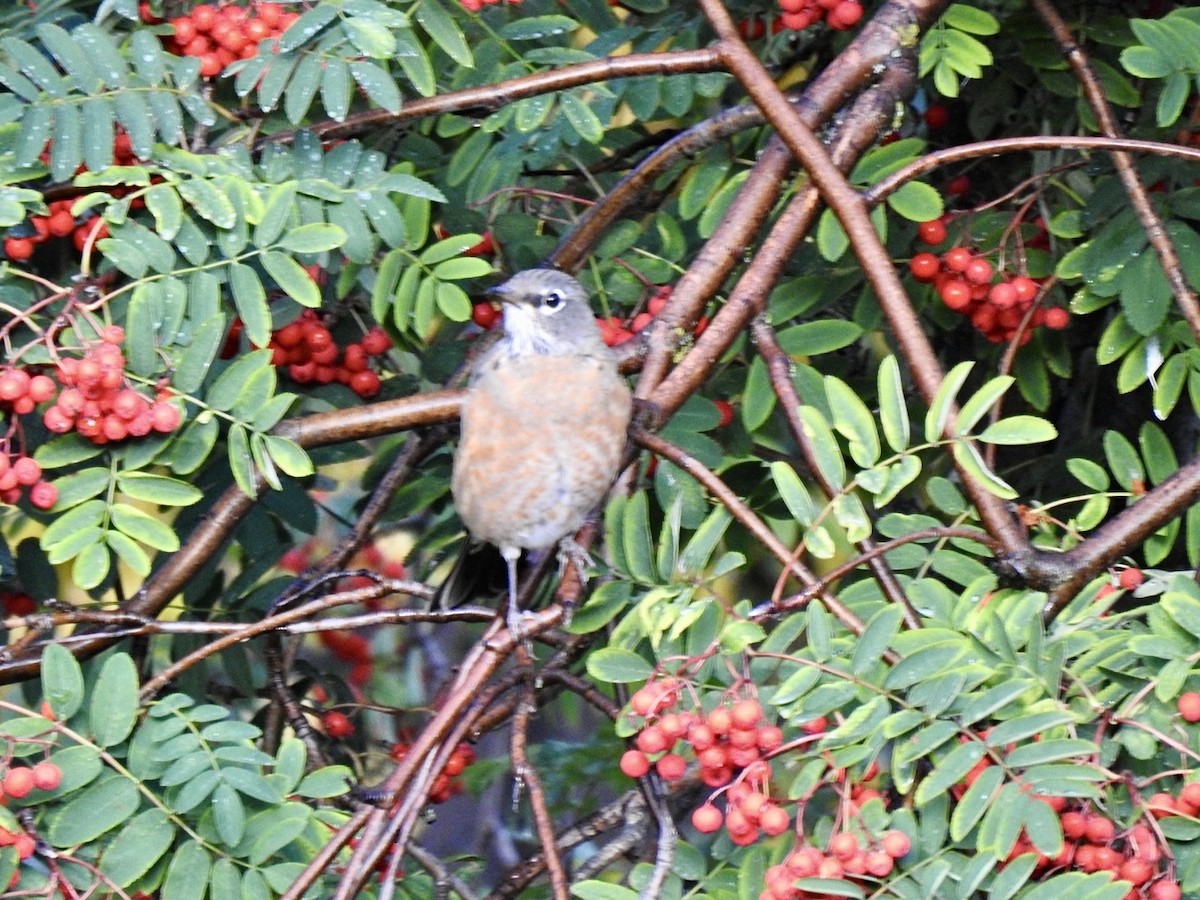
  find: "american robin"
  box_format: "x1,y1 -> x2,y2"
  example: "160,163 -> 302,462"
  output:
449,268 -> 632,631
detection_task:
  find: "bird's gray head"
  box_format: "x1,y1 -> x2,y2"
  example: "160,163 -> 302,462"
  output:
487,269 -> 608,357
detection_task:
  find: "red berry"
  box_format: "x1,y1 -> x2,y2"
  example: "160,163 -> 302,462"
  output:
730,699 -> 762,729
882,830 -> 911,858
12,457 -> 40,486
826,0 -> 862,28
349,370 -> 382,398
964,257 -> 994,285
707,707 -> 733,734
361,326 -> 391,355
321,711 -> 354,739
151,401 -> 181,433
909,251 -> 941,282
619,749 -> 650,779
865,850 -> 894,876
29,481 -> 57,510
988,282 -> 1018,308
829,832 -> 859,860
31,762 -> 61,791
923,104 -> 950,129
3,767 -> 34,799
691,803 -> 723,833
756,724 -> 783,751
1149,880 -> 1182,900
713,399 -> 734,428
655,753 -> 687,781
1043,307 -> 1069,329
635,725 -> 669,755
944,247 -> 973,272
1118,567 -> 1144,590
917,219 -> 947,246
939,278 -> 972,311
3,237 -> 34,261
759,804 -> 790,836
1085,815 -> 1115,844
472,302 -> 500,329
1178,692 -> 1200,723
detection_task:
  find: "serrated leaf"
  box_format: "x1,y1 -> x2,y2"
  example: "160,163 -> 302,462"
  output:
46,775 -> 140,845
586,648 -> 654,684
925,360 -> 973,442
177,178 -> 236,229
914,741 -> 986,807
89,653 -> 139,747
41,643 -> 84,720
110,503 -> 180,552
350,60 -> 401,114
887,181 -> 944,222
414,0 -> 472,67
280,222 -> 346,253
116,473 -> 204,506
161,841 -> 210,900
261,251 -> 321,307
977,416 -> 1058,445
100,808 -> 174,887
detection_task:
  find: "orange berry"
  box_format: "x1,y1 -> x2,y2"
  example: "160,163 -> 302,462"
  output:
882,830 -> 911,858
31,762 -> 61,791
691,803 -> 723,833
619,749 -> 650,779
3,767 -> 35,799
729,699 -> 762,729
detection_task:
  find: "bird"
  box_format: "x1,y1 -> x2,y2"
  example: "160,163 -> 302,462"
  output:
449,268 -> 632,633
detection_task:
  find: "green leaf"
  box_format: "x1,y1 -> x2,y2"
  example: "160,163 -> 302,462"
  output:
877,356 -> 910,452
586,648 -> 653,684
414,0 -> 473,68
278,3 -> 337,51
175,313 -> 226,393
100,808 -> 175,887
177,178 -> 237,229
949,762 -> 1003,840
296,765 -> 353,799
850,606 -> 904,675
956,375 -> 1013,435
161,841 -> 211,900
560,92 -> 604,144
770,461 -> 815,526
116,473 -> 203,506
741,356 -> 775,432
977,416 -> 1058,445
229,424 -> 256,496
951,441 -> 1017,499
261,436 -> 313,478
247,802 -> 311,865
280,222 -> 346,253
213,782 -> 246,846
816,207 -> 849,261
261,251 -> 321,307
887,181 -> 944,222
45,775 -> 140,845
942,3 -> 1000,34
343,17 -> 396,57
925,360 -> 973,442
110,503 -> 180,553
777,320 -> 863,357
90,654 -> 139,747
798,405 -> 845,489
350,61 -> 402,115
41,643 -> 85,720
914,741 -> 986,807
825,375 -> 880,467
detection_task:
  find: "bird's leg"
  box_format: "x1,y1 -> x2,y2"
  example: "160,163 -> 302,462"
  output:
501,545 -> 525,638
557,537 -> 593,581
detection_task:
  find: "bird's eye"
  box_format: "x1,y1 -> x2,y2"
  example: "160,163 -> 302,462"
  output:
542,291 -> 565,311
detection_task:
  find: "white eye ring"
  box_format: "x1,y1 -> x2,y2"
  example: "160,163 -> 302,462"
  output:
542,291 -> 565,312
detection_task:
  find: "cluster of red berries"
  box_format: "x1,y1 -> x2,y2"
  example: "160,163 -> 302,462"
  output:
317,630 -> 373,688
0,450 -> 55,510
390,741 -> 476,804
1095,566 -> 1147,604
1035,806 -> 1179,899
41,329 -> 182,444
154,2 -> 300,79
458,0 -> 521,13
690,762 -> 791,846
909,220 -> 1069,343
774,0 -> 863,31
620,682 -> 784,787
3,201 -> 110,263
250,312 -> 390,399
760,830 -> 912,900
0,761 -> 63,862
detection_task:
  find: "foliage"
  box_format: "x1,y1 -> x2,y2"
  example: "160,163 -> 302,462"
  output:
0,0 -> 1199,897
